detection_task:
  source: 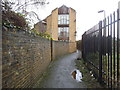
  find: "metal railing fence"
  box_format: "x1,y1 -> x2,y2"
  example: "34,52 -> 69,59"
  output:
82,9 -> 120,88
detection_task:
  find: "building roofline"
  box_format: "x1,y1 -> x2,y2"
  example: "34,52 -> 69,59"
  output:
69,7 -> 76,12
43,14 -> 52,22
59,5 -> 76,12
51,5 -> 76,12
34,20 -> 47,26
42,5 -> 76,22
52,8 -> 58,12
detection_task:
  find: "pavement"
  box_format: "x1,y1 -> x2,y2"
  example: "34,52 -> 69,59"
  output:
36,51 -> 87,88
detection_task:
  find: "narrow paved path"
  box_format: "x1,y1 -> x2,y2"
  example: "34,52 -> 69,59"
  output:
37,51 -> 87,88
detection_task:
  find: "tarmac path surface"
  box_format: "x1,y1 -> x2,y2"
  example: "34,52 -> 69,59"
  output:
36,51 -> 87,88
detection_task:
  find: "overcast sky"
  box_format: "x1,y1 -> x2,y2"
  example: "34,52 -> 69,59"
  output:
28,0 -> 120,40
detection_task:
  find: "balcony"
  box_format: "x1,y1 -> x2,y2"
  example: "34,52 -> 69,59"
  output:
58,24 -> 69,27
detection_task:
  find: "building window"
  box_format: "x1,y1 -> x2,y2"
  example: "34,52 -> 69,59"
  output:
58,27 -> 69,41
58,14 -> 69,24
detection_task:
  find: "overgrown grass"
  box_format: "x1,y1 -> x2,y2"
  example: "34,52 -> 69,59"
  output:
75,59 -> 102,88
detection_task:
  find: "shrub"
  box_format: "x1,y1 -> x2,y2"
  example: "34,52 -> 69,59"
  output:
2,10 -> 28,30
31,30 -> 52,40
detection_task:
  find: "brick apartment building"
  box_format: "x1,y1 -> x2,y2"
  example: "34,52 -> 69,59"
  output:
34,5 -> 76,52
34,21 -> 46,33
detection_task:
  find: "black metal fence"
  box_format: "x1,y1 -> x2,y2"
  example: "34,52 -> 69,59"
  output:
82,9 -> 120,88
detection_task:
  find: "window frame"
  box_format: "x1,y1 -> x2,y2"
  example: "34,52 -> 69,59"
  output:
58,14 -> 69,25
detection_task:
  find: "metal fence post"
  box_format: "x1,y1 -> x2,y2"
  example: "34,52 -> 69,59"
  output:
107,16 -> 110,88
110,14 -> 113,88
117,9 -> 119,88
99,21 -> 103,84
113,11 -> 116,87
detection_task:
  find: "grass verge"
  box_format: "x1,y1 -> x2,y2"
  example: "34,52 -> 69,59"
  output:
75,59 -> 103,88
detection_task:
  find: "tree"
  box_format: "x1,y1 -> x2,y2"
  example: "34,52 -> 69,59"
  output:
2,0 -> 49,12
2,0 -> 49,29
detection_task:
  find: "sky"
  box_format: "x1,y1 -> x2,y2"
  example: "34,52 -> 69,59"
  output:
26,0 -> 120,40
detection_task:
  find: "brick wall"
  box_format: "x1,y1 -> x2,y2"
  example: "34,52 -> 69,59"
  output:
34,21 -> 46,33
2,29 -> 72,88
51,8 -> 58,40
69,8 -> 76,42
52,41 -> 69,60
2,30 -> 51,88
69,42 -> 77,53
